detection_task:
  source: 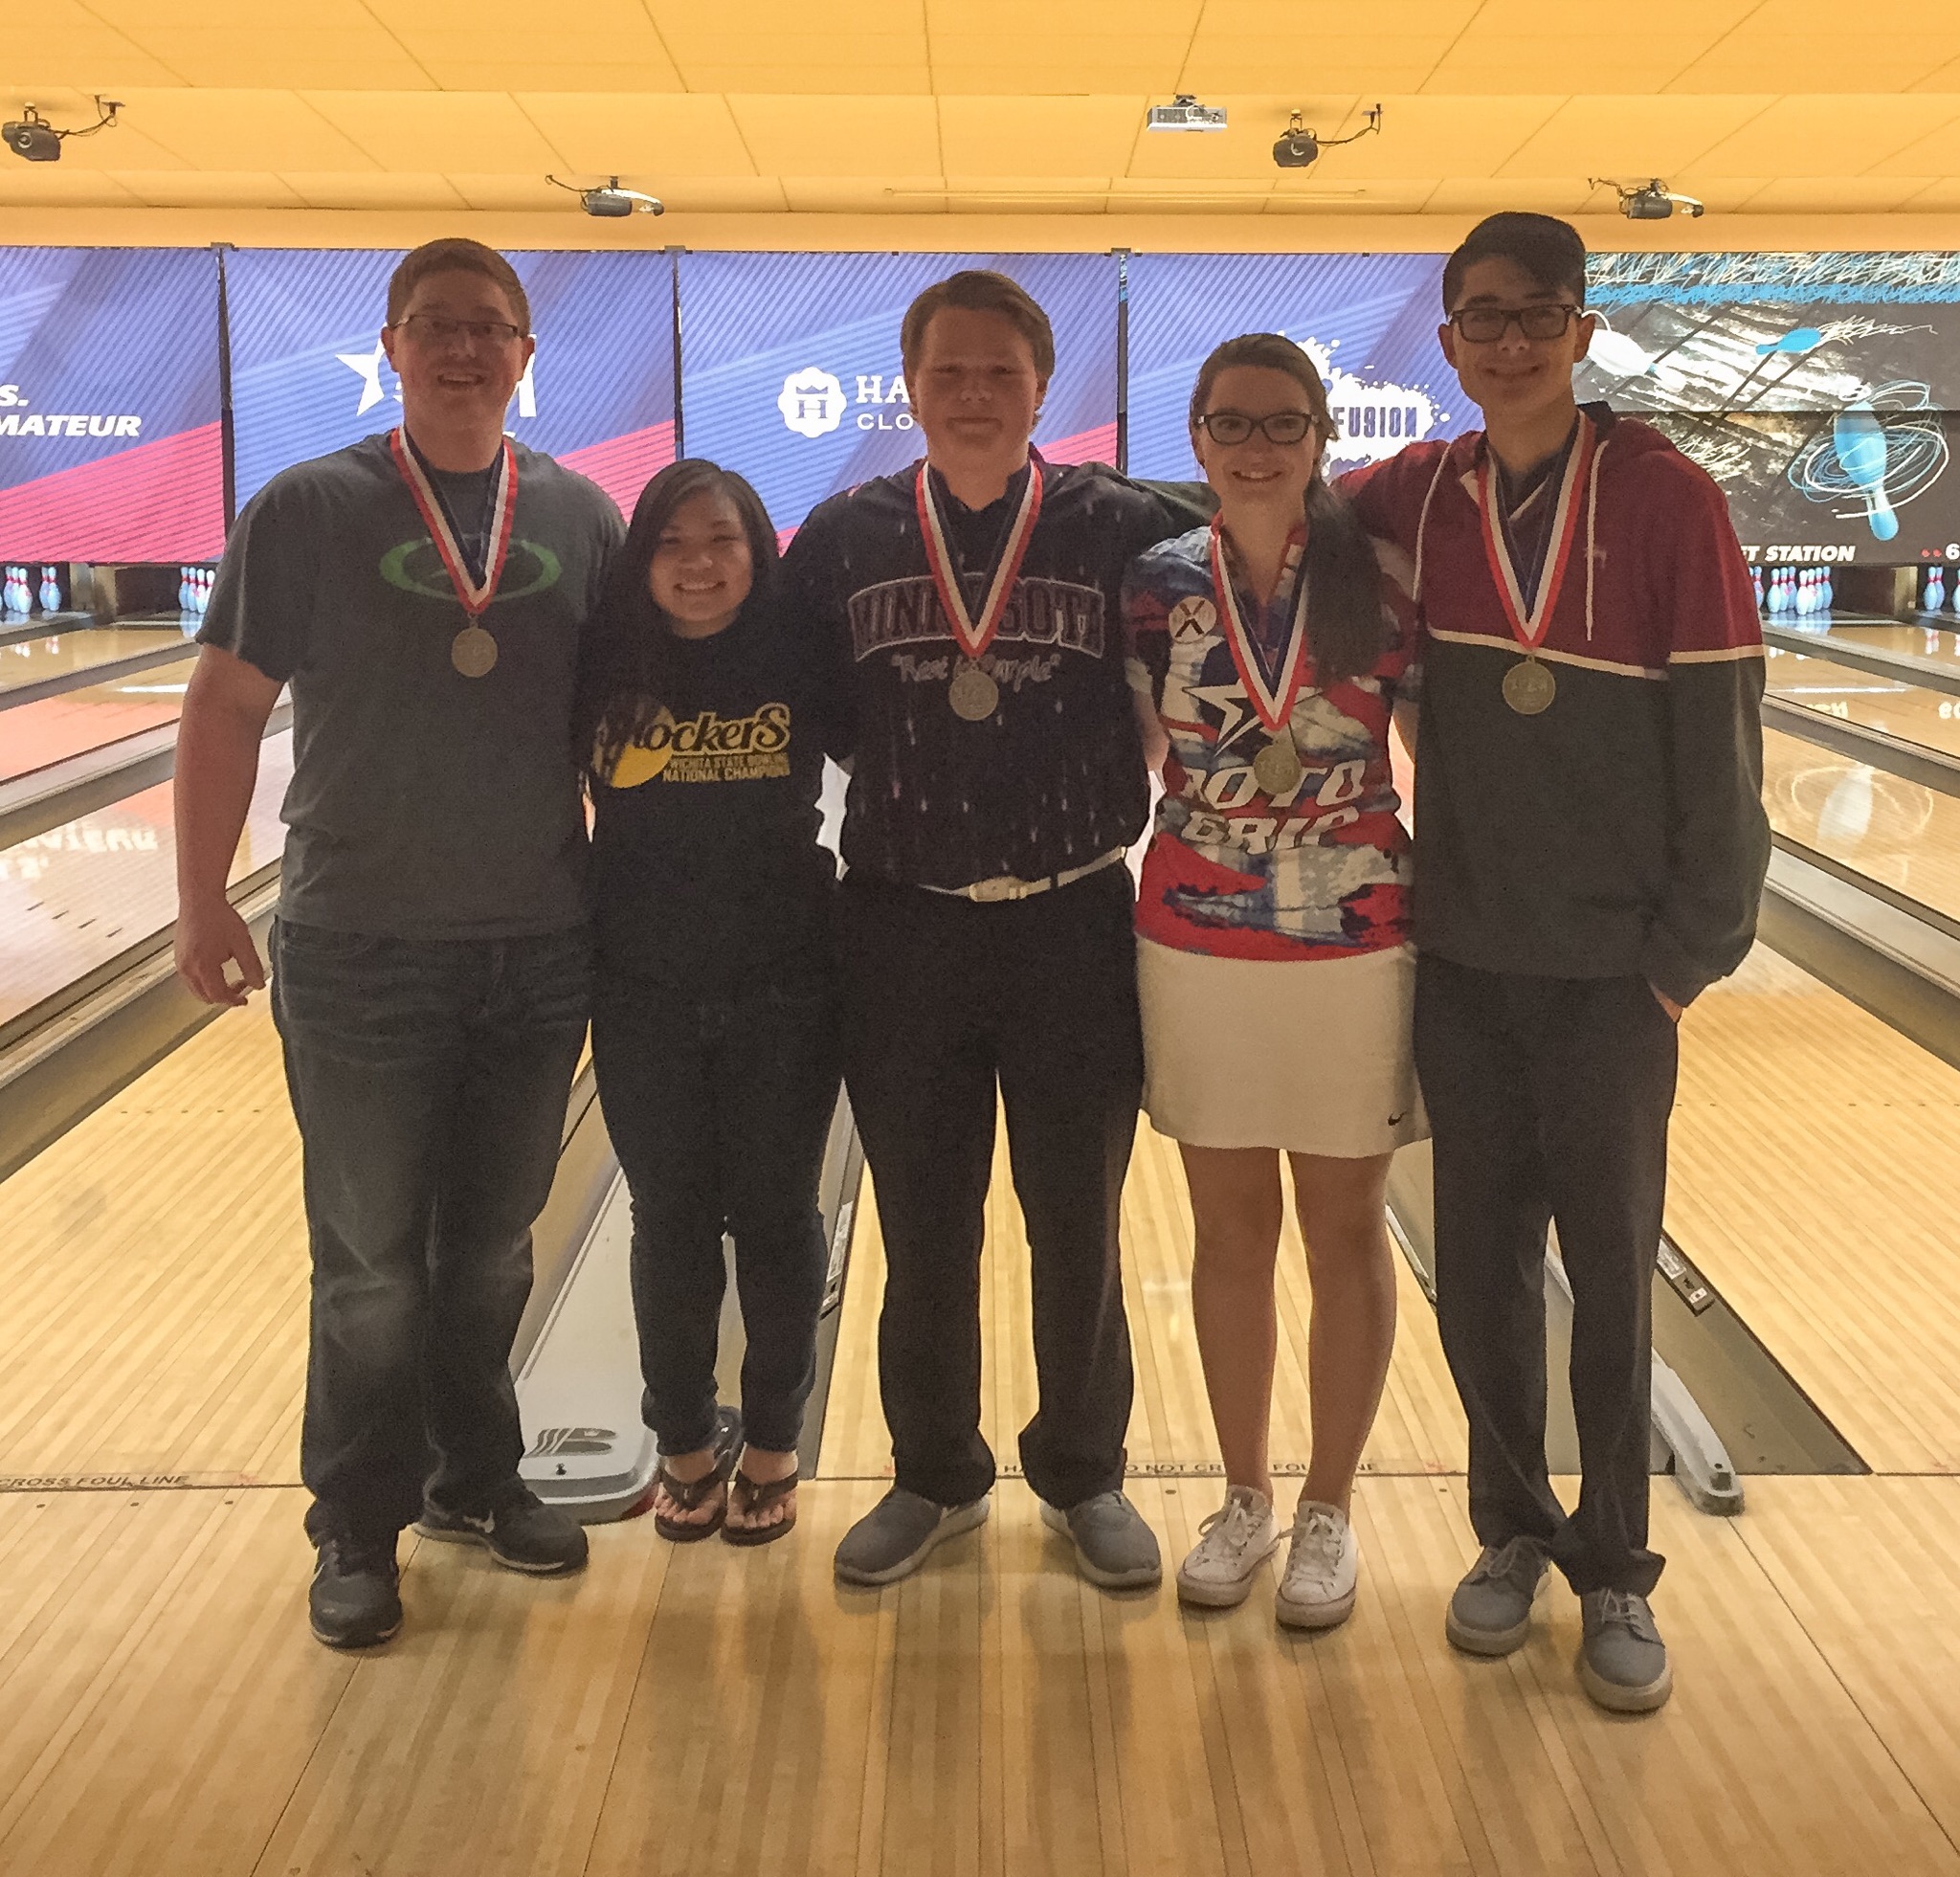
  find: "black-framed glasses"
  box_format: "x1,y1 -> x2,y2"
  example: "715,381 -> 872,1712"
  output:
392,313 -> 527,346
1194,410 -> 1319,446
1447,302 -> 1584,344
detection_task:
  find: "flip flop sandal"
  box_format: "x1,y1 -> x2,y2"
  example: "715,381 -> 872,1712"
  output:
723,1466 -> 800,1548
653,1407 -> 743,1543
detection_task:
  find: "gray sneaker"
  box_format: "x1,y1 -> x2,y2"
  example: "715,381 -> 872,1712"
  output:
834,1487 -> 990,1586
1446,1537 -> 1550,1656
1039,1491 -> 1162,1590
1578,1590 -> 1673,1713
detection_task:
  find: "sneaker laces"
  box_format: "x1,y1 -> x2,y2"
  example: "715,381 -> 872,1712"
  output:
1284,1503 -> 1346,1579
1195,1486 -> 1267,1553
1594,1589 -> 1660,1644
1467,1537 -> 1545,1589
319,1533 -> 395,1578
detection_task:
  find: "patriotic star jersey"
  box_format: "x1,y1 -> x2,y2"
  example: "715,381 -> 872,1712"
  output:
1125,525 -> 1417,961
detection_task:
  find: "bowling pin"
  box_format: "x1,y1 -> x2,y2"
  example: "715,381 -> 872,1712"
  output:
1752,566 -> 1765,613
1819,567 -> 1834,614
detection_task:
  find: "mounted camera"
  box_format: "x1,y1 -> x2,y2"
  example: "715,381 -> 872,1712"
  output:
1594,177 -> 1705,220
546,174 -> 664,217
3,99 -> 121,163
1272,104 -> 1382,172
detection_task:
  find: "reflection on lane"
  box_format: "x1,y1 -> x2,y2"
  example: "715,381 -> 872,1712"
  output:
0,627 -> 190,698
0,729 -> 293,1030
0,662 -> 195,783
1762,727 -> 1960,927
1764,645 -> 1960,762
1782,619 -> 1960,671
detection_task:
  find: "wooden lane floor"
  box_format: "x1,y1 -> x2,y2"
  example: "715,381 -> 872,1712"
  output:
0,625 -> 190,700
1791,618 -> 1960,670
1666,941 -> 1960,1474
0,664 -> 191,784
1762,725 -> 1960,924
3,1476 -> 1960,1874
0,998 -> 305,1486
1764,646 -> 1960,761
816,1117 -> 1466,1486
0,730 -> 292,1030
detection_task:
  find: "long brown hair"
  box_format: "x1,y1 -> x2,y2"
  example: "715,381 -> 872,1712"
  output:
575,459 -> 780,780
1188,333 -> 1387,685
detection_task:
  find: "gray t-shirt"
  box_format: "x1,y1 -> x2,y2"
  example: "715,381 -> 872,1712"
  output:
200,433 -> 625,939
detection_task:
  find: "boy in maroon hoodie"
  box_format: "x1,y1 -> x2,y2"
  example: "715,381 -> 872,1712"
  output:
1340,213 -> 1769,1713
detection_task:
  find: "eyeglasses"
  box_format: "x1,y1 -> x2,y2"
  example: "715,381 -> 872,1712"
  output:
1447,303 -> 1584,344
1194,410 -> 1319,446
391,314 -> 527,347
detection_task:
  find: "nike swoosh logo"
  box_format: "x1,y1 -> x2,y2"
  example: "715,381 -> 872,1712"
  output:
1388,1112 -> 1407,1126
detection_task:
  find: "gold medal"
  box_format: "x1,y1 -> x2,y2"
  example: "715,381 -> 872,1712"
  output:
947,660 -> 1000,722
390,426 -> 519,681
451,624 -> 499,679
1501,656 -> 1556,716
1251,732 -> 1304,796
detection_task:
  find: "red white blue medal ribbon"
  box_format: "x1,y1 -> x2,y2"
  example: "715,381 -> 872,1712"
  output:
1209,519 -> 1313,736
914,454 -> 1045,660
390,426 -> 518,616
1475,414 -> 1594,654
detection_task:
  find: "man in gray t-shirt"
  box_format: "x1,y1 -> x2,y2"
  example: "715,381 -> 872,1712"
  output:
175,237 -> 624,1652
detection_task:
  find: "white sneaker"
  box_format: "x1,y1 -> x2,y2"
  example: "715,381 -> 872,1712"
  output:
1275,1500 -> 1359,1630
1175,1485 -> 1281,1607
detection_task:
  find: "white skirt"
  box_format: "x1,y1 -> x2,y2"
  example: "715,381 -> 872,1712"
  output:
1139,938 -> 1428,1157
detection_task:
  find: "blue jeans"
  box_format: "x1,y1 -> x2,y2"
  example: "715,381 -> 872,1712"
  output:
590,962 -> 841,1457
271,919 -> 591,1545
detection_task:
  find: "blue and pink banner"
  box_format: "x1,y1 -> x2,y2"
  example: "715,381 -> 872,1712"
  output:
678,252 -> 1118,535
0,247 -> 223,561
226,249 -> 677,516
1126,254 -> 1466,482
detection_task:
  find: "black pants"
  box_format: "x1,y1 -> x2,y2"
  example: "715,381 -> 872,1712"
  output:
838,863 -> 1143,1510
1414,953 -> 1678,1597
590,962 -> 841,1458
272,919 -> 592,1547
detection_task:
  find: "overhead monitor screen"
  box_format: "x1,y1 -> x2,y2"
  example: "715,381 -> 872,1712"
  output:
678,252 -> 1118,535
226,249 -> 678,518
1125,253 -> 1469,481
0,247 -> 223,562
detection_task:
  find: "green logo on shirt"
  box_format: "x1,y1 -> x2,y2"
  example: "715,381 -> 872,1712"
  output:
378,537 -> 564,602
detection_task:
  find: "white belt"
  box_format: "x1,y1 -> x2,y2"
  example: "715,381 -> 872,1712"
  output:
917,847 -> 1127,905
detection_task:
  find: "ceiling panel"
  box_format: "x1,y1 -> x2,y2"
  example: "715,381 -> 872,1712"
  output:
1498,97 -> 1772,177
1690,94 -> 1960,177
127,90 -> 383,171
280,170 -> 469,209
515,93 -> 755,176
727,96 -> 940,177
2,0 -> 1958,226
304,90 -> 569,171
938,96 -> 1146,176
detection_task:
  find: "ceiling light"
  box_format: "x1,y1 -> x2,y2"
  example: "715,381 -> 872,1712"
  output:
1593,176 -> 1704,220
1147,96 -> 1228,133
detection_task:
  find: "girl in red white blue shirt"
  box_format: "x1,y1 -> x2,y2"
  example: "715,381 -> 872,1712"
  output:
1123,333 -> 1423,1634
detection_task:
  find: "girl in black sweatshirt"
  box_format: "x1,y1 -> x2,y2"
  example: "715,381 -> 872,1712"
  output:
578,459 -> 844,1547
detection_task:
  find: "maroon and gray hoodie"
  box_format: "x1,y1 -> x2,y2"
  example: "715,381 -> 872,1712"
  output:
1339,404 -> 1770,1006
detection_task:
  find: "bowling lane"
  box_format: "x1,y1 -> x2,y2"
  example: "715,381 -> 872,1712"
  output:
1666,942 -> 1960,1473
1763,727 -> 1960,925
0,627 -> 191,703
0,730 -> 292,1032
0,662 -> 194,784
1764,646 -> 1960,762
1798,619 -> 1960,671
